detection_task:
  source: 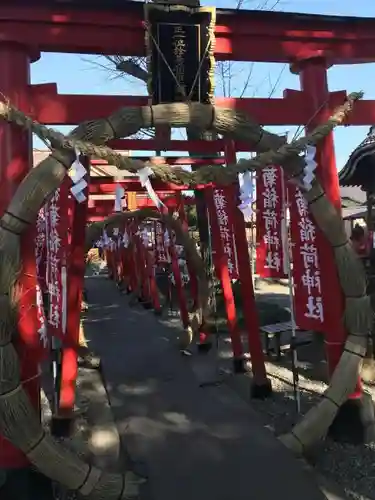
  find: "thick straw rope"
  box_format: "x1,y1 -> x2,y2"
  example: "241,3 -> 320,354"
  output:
0,94 -> 361,187
0,91 -> 367,496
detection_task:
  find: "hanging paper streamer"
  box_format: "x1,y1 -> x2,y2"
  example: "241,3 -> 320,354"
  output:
123,229 -> 130,249
256,165 -> 287,279
302,146 -> 317,191
102,229 -> 110,248
114,183 -> 125,212
68,149 -> 86,183
71,179 -> 88,200
111,227 -> 120,248
238,171 -> 255,221
141,228 -> 149,248
138,166 -> 165,209
68,149 -> 87,203
164,229 -> 170,247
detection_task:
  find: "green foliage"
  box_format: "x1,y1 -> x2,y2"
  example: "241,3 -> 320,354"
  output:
184,198 -> 198,228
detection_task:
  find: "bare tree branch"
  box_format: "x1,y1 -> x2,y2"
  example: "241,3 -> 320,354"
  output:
104,56 -> 149,83
239,63 -> 255,98
81,56 -> 126,82
215,0 -> 283,99
268,64 -> 287,98
115,59 -> 149,83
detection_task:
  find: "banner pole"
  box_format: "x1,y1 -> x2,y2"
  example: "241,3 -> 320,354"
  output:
281,168 -> 301,413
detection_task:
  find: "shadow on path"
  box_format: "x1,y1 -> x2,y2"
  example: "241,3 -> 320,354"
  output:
83,276 -> 330,500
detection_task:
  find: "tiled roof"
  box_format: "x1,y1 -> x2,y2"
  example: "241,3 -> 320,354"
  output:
340,186 -> 366,204
339,126 -> 375,188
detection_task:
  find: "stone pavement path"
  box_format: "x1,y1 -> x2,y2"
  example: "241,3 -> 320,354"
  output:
83,275 -> 331,500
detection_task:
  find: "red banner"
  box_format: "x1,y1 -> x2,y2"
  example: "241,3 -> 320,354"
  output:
211,187 -> 238,279
256,165 -> 287,278
288,185 -> 343,332
154,221 -> 169,264
35,207 -> 48,351
35,207 -> 46,284
45,180 -> 70,339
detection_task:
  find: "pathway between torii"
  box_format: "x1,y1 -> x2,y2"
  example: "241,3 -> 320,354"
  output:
83,274 -> 332,500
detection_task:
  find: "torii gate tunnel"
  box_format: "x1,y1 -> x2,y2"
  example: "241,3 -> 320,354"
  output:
2,0 -> 375,473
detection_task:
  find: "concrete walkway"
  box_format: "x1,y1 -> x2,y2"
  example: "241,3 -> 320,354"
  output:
83,275 -> 330,500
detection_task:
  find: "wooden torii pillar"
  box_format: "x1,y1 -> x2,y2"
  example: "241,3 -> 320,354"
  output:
289,55 -> 366,438
0,44 -> 47,492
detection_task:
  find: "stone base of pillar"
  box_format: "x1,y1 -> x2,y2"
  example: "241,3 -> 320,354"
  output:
51,414 -> 75,438
250,378 -> 273,399
328,391 -> 375,444
0,467 -> 53,500
233,357 -> 246,373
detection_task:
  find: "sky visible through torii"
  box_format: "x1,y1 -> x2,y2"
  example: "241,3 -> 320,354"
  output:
31,0 -> 375,172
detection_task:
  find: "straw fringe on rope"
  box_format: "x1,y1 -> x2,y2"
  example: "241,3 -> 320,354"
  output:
0,94 -> 361,188
0,90 -> 368,495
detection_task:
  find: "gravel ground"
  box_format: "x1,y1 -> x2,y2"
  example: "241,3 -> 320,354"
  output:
41,376 -> 92,500
239,359 -> 375,500
147,274 -> 375,500
230,281 -> 375,500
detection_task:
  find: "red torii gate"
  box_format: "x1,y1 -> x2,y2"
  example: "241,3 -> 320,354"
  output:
1,0 -> 375,474
88,194 -> 196,222
88,157 -> 200,221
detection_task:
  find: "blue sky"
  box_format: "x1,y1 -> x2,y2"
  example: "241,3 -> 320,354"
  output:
31,0 -> 375,171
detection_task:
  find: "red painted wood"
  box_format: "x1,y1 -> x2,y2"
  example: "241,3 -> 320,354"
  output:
88,215 -> 108,222
89,179 -> 194,193
92,157 -> 224,166
205,187 -> 243,360
87,197 -> 195,217
121,157 -> 224,166
176,193 -> 199,309
0,44 -> 41,468
60,166 -> 89,414
29,87 -> 306,126
108,139 -> 248,153
3,4 -> 375,63
29,86 -> 375,128
224,141 -> 267,383
296,59 -> 362,396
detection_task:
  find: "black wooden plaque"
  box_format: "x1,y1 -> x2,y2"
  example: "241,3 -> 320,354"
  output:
145,5 -> 215,105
